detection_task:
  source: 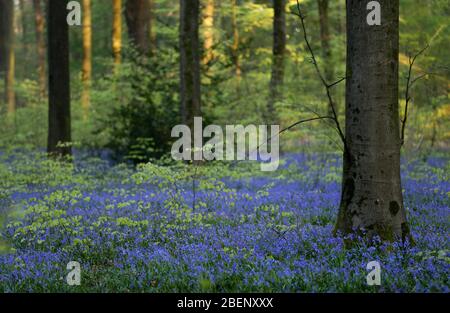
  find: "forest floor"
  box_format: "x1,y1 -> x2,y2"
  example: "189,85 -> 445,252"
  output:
0,150 -> 448,292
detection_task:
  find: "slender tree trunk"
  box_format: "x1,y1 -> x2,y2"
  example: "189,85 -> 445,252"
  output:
1,0 -> 16,114
179,0 -> 201,129
0,1 -> 12,73
317,0 -> 336,115
33,0 -> 46,100
125,0 -> 150,55
266,0 -> 286,123
81,0 -> 92,119
112,0 -> 122,67
231,0 -> 241,83
6,36 -> 15,114
335,0 -> 411,242
19,0 -> 28,50
336,0 -> 345,36
47,0 -> 71,157
149,0 -> 156,55
202,0 -> 215,65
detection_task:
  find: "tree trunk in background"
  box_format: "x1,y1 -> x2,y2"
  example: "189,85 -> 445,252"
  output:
335,0 -> 411,242
0,0 -> 15,114
125,0 -> 150,55
47,0 -> 71,157
179,0 -> 201,129
231,0 -> 241,83
202,0 -> 215,65
317,0 -> 336,115
19,0 -> 28,51
6,35 -> 15,114
149,0 -> 156,55
336,0 -> 345,38
0,12 -> 4,76
112,0 -> 122,67
33,0 -> 46,99
81,0 -> 92,119
266,0 -> 286,124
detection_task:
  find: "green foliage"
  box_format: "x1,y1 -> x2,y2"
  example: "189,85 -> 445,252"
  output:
98,48 -> 180,162
130,161 -> 238,212
1,0 -> 448,155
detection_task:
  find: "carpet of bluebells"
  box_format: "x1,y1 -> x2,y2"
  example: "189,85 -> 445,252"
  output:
0,150 -> 448,292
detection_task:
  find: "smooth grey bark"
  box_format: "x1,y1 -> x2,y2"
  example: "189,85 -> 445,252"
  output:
266,0 -> 286,124
47,0 -> 71,157
179,0 -> 201,128
335,0 -> 412,242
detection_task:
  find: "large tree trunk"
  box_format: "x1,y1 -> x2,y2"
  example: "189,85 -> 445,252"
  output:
125,0 -> 150,55
47,0 -> 71,157
179,0 -> 201,130
33,0 -> 46,100
266,0 -> 286,123
202,0 -> 215,65
335,0 -> 411,242
112,0 -> 122,66
81,0 -> 92,119
317,0 -> 336,115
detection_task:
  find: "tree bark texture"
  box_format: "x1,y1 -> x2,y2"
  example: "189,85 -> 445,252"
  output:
267,0 -> 286,123
179,0 -> 202,129
81,0 -> 92,118
125,0 -> 150,55
47,0 -> 71,157
0,0 -> 15,113
335,0 -> 411,242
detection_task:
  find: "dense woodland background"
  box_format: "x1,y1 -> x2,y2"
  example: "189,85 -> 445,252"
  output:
0,0 -> 448,160
0,0 -> 449,292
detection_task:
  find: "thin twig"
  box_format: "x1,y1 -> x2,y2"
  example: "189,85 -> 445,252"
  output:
228,115 -> 335,168
400,44 -> 429,146
409,73 -> 428,87
294,1 -> 347,152
279,116 -> 334,134
252,116 -> 335,156
293,103 -> 345,151
327,77 -> 347,89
